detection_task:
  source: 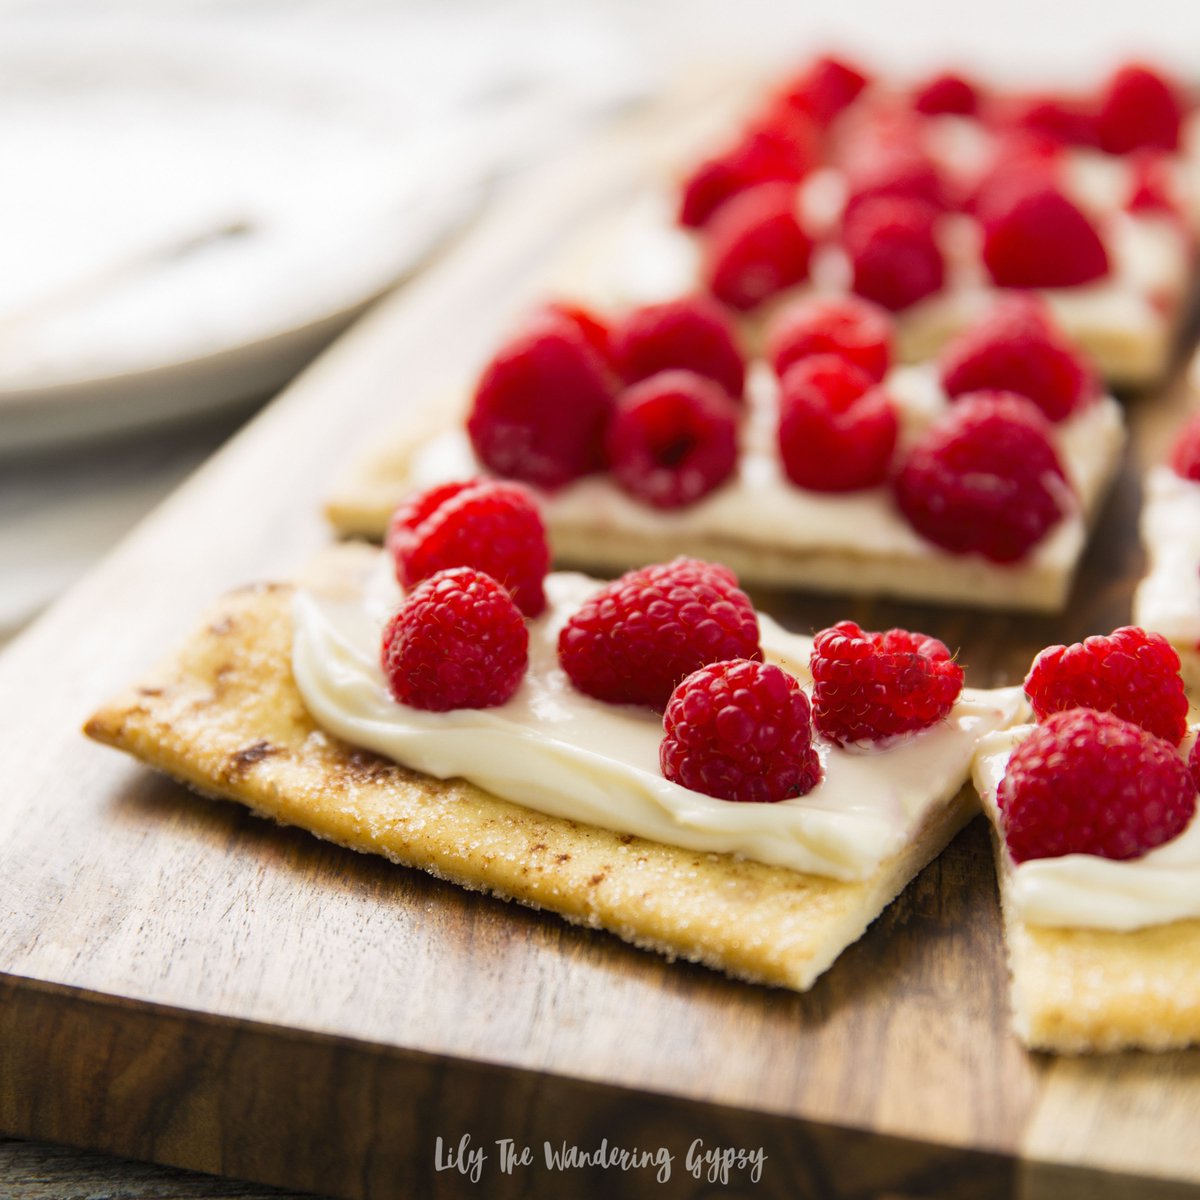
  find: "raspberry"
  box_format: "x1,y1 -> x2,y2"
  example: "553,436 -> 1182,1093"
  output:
702,183 -> 812,312
777,355 -> 898,491
1126,151 -> 1179,216
765,294 -> 893,381
660,659 -> 821,803
998,709 -> 1197,863
777,55 -> 869,126
842,143 -> 949,223
386,478 -> 550,617
810,620 -> 963,745
605,370 -> 739,509
893,392 -> 1072,563
610,295 -> 746,401
913,72 -> 979,116
939,296 -> 1098,422
381,568 -> 528,712
1168,411 -> 1200,481
467,311 -> 617,490
967,137 -> 1063,219
1097,63 -> 1182,154
678,115 -> 818,229
981,183 -> 1110,288
1001,95 -> 1099,147
1024,626 -> 1189,746
558,558 -> 761,710
842,195 -> 945,312
539,300 -> 612,364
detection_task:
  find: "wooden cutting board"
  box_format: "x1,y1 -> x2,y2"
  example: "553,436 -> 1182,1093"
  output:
2,77 -> 1200,1200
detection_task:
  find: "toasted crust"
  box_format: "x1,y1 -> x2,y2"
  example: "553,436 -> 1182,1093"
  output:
84,547 -> 979,993
987,833 -> 1200,1053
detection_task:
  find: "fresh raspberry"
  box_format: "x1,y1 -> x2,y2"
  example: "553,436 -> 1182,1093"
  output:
998,709 -> 1197,863
558,558 -> 761,710
467,311 -> 617,490
999,94 -> 1099,147
810,620 -> 964,745
1024,626 -> 1189,746
981,183 -> 1110,288
892,392 -> 1072,563
913,72 -> 979,116
660,659 -> 821,803
939,296 -> 1098,423
1168,411 -> 1200,481
777,55 -> 869,126
765,294 -> 893,381
381,568 -> 528,712
966,136 -> 1063,219
777,355 -> 898,491
610,295 -> 746,401
1126,151 -> 1180,216
386,479 -> 550,617
842,143 -> 949,223
539,300 -> 612,364
842,195 -> 945,312
677,116 -> 817,229
702,183 -> 812,311
1097,63 -> 1183,155
605,370 -> 739,509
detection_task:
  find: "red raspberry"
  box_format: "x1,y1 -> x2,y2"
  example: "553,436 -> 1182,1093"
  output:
605,370 -> 739,509
1024,626 -> 1189,747
939,296 -> 1098,423
610,295 -> 746,401
558,558 -> 761,711
913,72 -> 979,116
777,355 -> 898,491
981,183 -> 1110,288
467,311 -> 617,490
842,144 -> 949,224
1126,151 -> 1180,216
777,55 -> 869,126
678,115 -> 818,229
999,709 -> 1197,863
386,479 -> 550,617
1097,63 -> 1183,155
967,136 -> 1063,219
765,294 -> 893,381
702,183 -> 812,312
843,195 -> 945,312
810,620 -> 964,745
539,300 -> 612,364
660,659 -> 821,803
1000,94 -> 1099,147
893,392 -> 1072,563
381,568 -> 528,712
1168,411 -> 1200,481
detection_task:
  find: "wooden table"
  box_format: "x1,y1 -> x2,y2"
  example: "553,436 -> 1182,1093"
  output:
3,81 -> 1200,1200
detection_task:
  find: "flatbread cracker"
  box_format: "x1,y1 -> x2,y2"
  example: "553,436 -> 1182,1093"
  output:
973,734 -> 1200,1053
85,546 -> 988,993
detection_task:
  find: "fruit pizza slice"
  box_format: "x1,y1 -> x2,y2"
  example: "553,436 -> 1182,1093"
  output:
87,483 -> 1023,993
328,291 -> 1125,612
569,55 -> 1198,387
972,627 -> 1200,1052
1134,408 -> 1200,692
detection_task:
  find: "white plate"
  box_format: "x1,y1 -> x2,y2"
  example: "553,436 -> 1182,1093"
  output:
0,22 -> 484,452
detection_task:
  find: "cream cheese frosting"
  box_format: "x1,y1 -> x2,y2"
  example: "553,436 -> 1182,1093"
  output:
292,556 -> 1022,883
973,725 -> 1200,930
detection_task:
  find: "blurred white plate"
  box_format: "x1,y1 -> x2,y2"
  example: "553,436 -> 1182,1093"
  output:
0,22 -> 485,452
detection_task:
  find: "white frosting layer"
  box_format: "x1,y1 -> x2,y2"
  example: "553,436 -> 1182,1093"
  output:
410,363 -> 1124,571
292,559 -> 1022,883
1134,465 -> 1200,650
973,726 -> 1200,931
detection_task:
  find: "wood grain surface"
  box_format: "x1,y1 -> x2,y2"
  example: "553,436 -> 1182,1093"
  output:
2,76 -> 1200,1200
